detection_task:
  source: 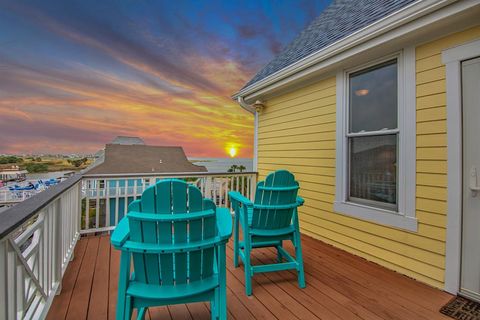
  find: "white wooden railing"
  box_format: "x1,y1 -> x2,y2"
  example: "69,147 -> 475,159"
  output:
0,176 -> 82,320
0,171 -> 256,319
0,190 -> 37,205
80,172 -> 256,234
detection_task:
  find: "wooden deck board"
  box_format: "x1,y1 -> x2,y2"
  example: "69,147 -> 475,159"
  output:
46,238 -> 88,320
88,235 -> 111,319
66,236 -> 100,320
108,242 -> 120,320
48,234 -> 452,320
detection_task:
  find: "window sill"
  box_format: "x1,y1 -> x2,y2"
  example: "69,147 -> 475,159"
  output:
333,201 -> 418,232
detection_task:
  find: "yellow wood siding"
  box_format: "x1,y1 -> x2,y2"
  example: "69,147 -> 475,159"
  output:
257,26 -> 480,289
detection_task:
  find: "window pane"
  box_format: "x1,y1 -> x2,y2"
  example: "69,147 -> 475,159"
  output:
349,135 -> 397,207
349,60 -> 398,133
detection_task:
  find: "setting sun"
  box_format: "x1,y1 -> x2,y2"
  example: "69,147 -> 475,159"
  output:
228,147 -> 238,158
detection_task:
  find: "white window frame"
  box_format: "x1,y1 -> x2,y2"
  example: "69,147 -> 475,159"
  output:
334,48 -> 417,232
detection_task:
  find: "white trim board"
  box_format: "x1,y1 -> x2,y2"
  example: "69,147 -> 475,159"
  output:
443,38 -> 480,295
253,111 -> 259,172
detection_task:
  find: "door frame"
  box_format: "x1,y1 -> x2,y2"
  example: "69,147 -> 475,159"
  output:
443,38 -> 480,294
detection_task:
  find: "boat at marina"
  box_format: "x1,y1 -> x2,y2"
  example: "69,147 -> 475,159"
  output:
0,167 -> 27,183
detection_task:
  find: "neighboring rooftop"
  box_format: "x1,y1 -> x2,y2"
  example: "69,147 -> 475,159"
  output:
110,136 -> 145,145
242,0 -> 416,89
84,144 -> 206,175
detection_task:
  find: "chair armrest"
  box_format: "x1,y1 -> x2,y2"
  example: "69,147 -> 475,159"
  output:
111,217 -> 130,248
228,191 -> 253,206
297,196 -> 305,206
203,198 -> 216,210
216,207 -> 233,240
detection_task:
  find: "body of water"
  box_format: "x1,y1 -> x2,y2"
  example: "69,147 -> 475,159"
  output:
26,170 -> 75,181
189,158 -> 253,173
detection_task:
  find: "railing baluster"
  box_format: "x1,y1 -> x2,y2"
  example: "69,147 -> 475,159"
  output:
133,179 -> 138,200
218,177 -> 224,206
124,179 -> 129,219
7,243 -> 17,320
95,179 -> 100,229
115,180 -> 120,226
0,240 -> 7,320
85,180 -> 90,230
105,179 -> 110,228
54,198 -> 62,294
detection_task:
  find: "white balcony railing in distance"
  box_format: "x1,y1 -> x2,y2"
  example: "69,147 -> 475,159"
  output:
0,189 -> 37,205
0,171 -> 256,319
80,171 -> 257,234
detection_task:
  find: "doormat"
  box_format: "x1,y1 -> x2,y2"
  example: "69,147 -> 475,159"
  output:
440,296 -> 480,320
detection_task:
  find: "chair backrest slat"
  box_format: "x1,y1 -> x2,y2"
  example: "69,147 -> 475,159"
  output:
172,182 -> 188,284
155,181 -> 174,285
188,185 -> 204,282
202,199 -> 216,279
127,179 -> 218,287
252,170 -> 299,230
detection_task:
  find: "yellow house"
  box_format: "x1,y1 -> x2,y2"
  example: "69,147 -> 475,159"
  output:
233,0 -> 480,300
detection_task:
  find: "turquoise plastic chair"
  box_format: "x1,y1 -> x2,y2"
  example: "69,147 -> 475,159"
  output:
229,170 -> 305,296
111,179 -> 232,319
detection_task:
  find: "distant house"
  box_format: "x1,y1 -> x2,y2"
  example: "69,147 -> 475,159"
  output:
82,137 -> 206,228
233,0 -> 480,298
85,136 -> 206,174
85,144 -> 206,175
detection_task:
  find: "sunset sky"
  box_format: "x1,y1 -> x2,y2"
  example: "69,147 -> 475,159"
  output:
0,0 -> 329,157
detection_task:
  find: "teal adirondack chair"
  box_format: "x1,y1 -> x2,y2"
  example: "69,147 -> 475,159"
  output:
229,170 -> 305,296
111,179 -> 232,319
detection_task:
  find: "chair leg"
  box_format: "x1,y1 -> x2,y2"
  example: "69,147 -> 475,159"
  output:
276,240 -> 283,263
294,231 -> 306,289
233,214 -> 239,267
211,293 -> 218,320
219,290 -> 227,320
137,307 -> 146,320
116,252 -> 131,320
218,245 -> 228,319
125,295 -> 133,320
244,236 -> 253,296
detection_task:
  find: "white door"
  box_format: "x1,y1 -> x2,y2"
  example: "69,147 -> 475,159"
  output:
461,56 -> 480,302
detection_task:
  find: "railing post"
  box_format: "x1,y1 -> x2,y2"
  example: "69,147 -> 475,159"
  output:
0,239 -> 8,320
250,174 -> 257,200
74,181 -> 82,261
85,179 -> 90,230
105,179 -> 110,228
95,180 -> 100,229
6,241 -> 16,320
54,198 -> 62,294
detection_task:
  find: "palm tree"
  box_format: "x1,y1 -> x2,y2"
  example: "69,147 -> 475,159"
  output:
238,165 -> 246,172
229,165 -> 238,172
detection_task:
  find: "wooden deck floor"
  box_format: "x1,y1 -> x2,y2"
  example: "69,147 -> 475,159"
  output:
47,234 -> 453,320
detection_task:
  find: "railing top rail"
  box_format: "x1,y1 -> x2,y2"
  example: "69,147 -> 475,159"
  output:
81,171 -> 258,179
0,174 -> 82,240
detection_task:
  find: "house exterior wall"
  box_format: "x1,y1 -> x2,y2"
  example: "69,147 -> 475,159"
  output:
257,26 -> 480,289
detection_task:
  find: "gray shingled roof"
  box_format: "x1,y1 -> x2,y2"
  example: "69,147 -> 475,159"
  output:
84,144 -> 207,174
242,0 -> 416,89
